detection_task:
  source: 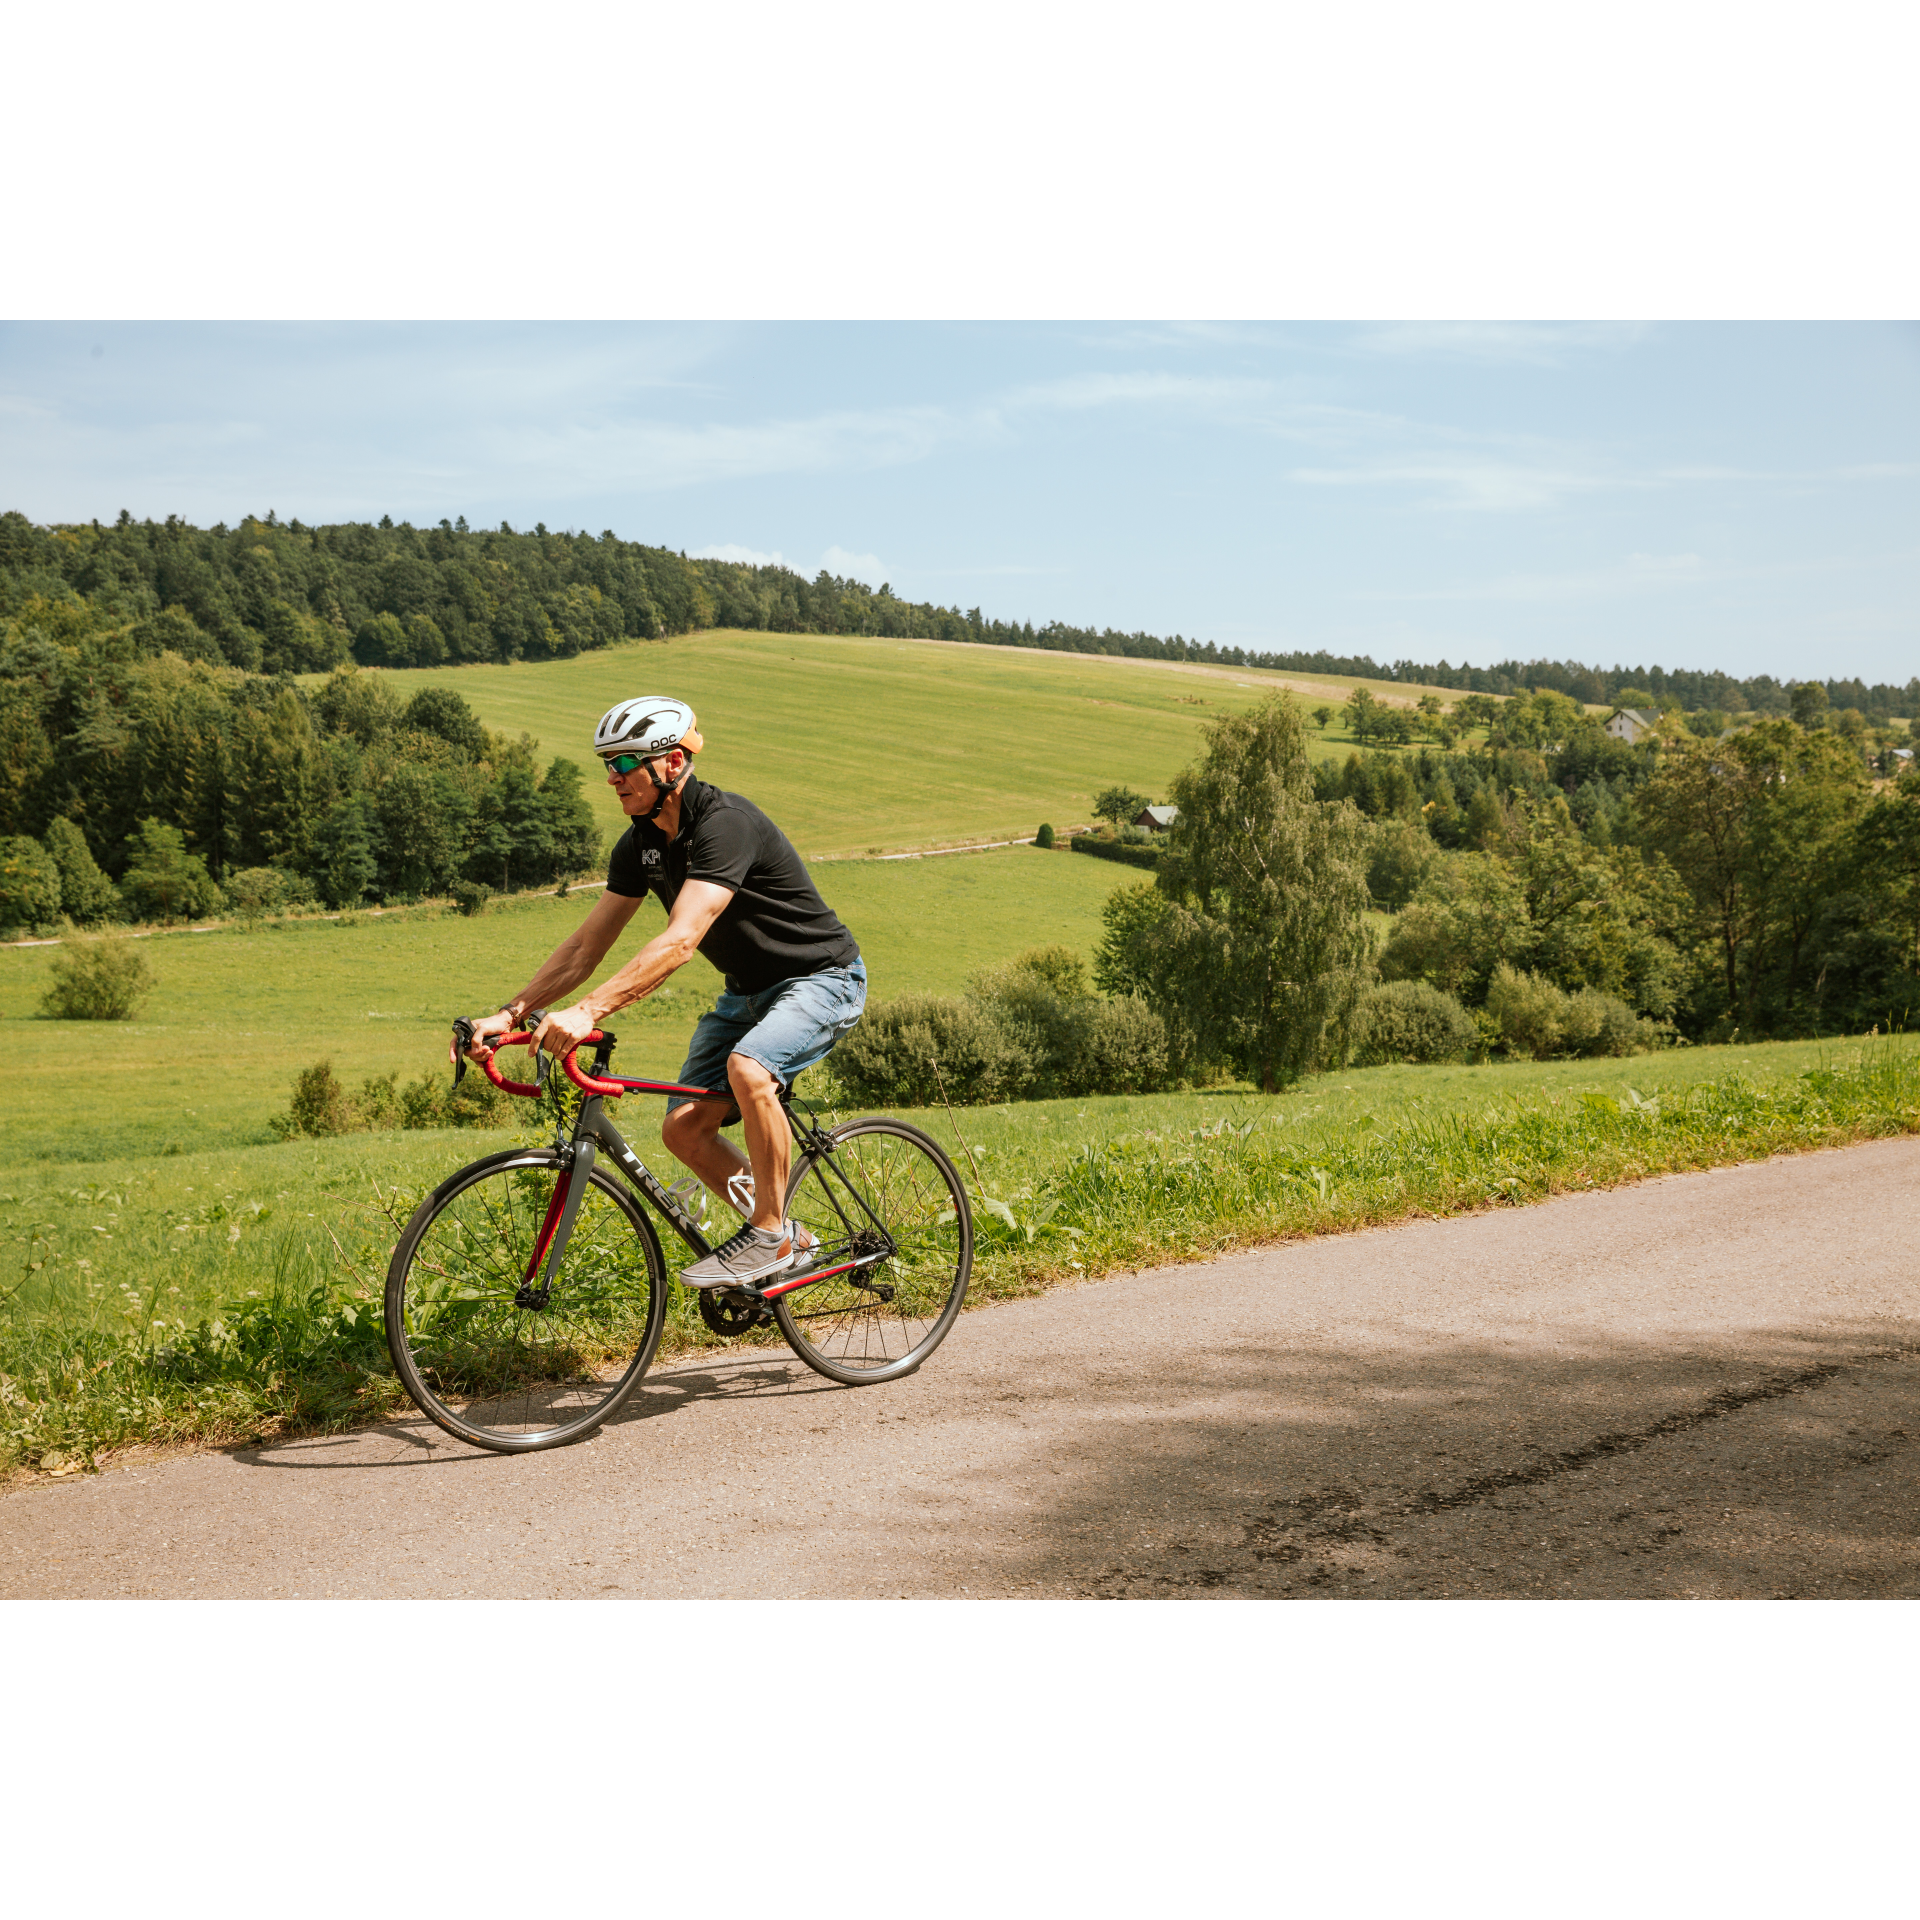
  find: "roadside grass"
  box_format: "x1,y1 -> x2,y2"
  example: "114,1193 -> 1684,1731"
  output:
0,845 -> 1119,1162
6,1035 -> 1918,1478
330,629 -> 1457,857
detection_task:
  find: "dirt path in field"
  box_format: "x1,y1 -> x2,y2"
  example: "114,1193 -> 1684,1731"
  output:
5,1137 -> 1918,1600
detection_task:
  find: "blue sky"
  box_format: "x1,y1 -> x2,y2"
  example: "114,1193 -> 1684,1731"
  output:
3,321 -> 1916,684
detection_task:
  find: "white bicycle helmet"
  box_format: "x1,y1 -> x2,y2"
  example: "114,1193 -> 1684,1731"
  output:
593,696 -> 704,760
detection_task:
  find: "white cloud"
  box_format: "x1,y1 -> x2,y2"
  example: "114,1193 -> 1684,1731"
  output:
1351,323 -> 1651,365
1285,458 -> 1611,513
821,546 -> 886,587
690,541 -> 789,567
1357,552 -> 1722,605
1002,370 -> 1272,414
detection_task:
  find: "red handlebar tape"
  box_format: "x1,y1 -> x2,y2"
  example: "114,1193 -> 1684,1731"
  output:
468,1031 -> 728,1103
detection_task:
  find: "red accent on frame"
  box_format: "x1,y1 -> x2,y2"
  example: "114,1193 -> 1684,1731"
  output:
755,1258 -> 861,1298
524,1174 -> 570,1283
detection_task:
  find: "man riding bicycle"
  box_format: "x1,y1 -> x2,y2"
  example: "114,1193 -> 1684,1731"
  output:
463,695 -> 867,1291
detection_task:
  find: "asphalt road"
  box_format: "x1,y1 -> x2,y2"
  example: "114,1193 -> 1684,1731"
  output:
5,1136 -> 1916,1599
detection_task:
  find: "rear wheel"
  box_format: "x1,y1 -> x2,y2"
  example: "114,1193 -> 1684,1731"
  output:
775,1118 -> 972,1385
385,1148 -> 667,1453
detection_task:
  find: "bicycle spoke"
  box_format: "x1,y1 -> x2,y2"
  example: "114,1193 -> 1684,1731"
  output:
387,1152 -> 665,1451
775,1121 -> 971,1383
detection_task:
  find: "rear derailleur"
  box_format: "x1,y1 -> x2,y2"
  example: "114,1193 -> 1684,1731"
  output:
846,1229 -> 895,1302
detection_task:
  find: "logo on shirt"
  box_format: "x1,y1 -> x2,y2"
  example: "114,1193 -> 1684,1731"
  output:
642,848 -> 663,866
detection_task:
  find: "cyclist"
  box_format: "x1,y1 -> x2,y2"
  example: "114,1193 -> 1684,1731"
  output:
463,695 -> 866,1290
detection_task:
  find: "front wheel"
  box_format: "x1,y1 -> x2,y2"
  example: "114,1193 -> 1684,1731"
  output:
385,1147 -> 667,1453
775,1118 -> 972,1385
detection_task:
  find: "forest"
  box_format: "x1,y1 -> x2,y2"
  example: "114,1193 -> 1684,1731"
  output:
4,507 -> 1911,720
1305,688 -> 1920,1045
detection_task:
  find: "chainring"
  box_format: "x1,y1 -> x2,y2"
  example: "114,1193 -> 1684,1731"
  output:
698,1287 -> 775,1337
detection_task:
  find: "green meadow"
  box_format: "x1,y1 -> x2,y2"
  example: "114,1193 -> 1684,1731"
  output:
0,844 -> 1123,1162
321,628 -> 1469,857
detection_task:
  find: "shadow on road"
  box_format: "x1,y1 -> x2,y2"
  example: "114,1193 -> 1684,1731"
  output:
235,1345 -> 841,1474
938,1317 -> 1920,1600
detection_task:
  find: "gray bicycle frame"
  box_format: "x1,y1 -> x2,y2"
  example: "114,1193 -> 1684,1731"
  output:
532,1086 -> 897,1303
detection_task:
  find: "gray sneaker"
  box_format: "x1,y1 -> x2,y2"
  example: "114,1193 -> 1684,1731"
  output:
683,1223 -> 795,1289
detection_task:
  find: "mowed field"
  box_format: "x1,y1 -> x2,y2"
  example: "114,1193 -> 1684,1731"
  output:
321,629 -> 1473,857
0,846 -> 1123,1163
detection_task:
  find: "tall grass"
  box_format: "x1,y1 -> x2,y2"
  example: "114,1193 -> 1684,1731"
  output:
0,1203 -> 407,1474
945,1045 -> 1920,1300
6,1042 -> 1919,1475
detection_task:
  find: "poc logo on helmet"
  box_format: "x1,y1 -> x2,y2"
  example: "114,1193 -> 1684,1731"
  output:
594,695 -> 705,759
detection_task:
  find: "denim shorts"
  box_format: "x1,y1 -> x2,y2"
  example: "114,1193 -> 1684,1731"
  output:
666,958 -> 867,1116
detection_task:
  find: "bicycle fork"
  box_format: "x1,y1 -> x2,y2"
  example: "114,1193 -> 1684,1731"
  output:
515,1139 -> 596,1310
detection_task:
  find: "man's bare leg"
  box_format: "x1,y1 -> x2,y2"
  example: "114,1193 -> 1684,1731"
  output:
659,1051 -> 789,1233
660,1098 -> 750,1212
725,1051 -> 790,1232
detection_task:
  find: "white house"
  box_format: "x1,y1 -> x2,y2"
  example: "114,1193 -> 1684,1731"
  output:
1134,805 -> 1180,830
1605,709 -> 1660,744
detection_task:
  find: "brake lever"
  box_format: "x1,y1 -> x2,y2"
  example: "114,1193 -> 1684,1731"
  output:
450,1015 -> 476,1086
521,1009 -> 552,1092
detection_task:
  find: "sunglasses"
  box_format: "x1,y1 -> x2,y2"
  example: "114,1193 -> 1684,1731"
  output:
601,752 -> 651,777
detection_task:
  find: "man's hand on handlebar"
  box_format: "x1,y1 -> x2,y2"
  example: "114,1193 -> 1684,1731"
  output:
530,1003 -> 597,1062
458,1007 -> 520,1065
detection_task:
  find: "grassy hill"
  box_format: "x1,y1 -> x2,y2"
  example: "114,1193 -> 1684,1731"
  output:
315,629 -> 1475,858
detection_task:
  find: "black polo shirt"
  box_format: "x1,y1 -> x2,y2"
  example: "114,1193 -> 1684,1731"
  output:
604,775 -> 860,995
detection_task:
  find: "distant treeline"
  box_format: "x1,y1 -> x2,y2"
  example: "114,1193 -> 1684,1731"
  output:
3,508 -> 1910,721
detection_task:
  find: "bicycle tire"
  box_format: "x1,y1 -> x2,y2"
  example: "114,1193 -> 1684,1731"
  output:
385,1146 -> 667,1453
774,1117 -> 972,1385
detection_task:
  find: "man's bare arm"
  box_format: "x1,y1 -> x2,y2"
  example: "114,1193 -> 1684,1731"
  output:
474,890 -> 643,1045
529,880 -> 733,1057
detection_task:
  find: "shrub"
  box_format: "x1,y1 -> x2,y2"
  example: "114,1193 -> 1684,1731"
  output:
1035,823 -> 1055,848
39,935 -> 156,1020
119,819 -> 223,924
1069,837 -> 1161,870
969,948 -> 1109,1098
43,819 -> 119,924
1349,980 -> 1478,1065
974,945 -> 1090,1001
227,867 -> 291,924
274,1061 -> 357,1137
1484,964 -> 1651,1059
401,1066 -> 512,1130
831,947 -> 1177,1107
270,1059 -> 512,1138
828,994 -> 1025,1107
0,835 -> 62,930
1077,994 -> 1171,1093
1485,963 -> 1566,1059
450,879 -> 492,916
1562,987 -> 1650,1059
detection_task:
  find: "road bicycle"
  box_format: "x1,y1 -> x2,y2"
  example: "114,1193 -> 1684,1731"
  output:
382,1020 -> 973,1454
